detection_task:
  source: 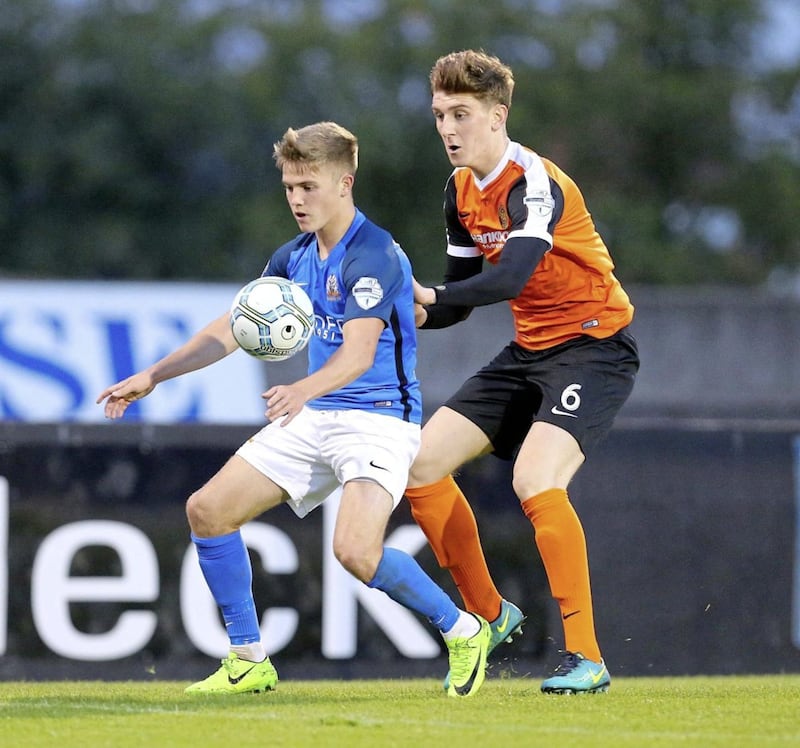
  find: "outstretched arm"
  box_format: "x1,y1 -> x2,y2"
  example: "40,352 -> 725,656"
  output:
96,312 -> 238,419
425,236 -> 548,311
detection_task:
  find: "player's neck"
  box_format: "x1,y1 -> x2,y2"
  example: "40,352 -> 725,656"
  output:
316,205 -> 357,258
470,136 -> 510,181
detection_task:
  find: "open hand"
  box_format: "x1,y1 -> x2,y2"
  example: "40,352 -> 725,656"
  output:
96,373 -> 155,419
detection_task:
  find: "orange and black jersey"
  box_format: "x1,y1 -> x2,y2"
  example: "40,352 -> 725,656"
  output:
424,141 -> 634,350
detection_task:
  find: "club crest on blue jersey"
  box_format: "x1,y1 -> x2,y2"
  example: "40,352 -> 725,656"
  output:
326,274 -> 342,301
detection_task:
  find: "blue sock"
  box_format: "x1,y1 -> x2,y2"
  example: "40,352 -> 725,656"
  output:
191,530 -> 260,645
367,547 -> 459,632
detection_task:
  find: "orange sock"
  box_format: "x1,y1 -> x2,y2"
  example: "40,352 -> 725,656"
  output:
406,476 -> 502,621
521,488 -> 601,662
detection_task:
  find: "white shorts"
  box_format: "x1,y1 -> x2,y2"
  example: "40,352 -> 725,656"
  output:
236,407 -> 421,518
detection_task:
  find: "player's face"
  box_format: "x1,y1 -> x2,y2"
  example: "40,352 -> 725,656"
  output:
431,91 -> 508,179
282,162 -> 349,235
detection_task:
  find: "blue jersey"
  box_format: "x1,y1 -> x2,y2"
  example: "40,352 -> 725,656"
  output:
264,209 -> 422,425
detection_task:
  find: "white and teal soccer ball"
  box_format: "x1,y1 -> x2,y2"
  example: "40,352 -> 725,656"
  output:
230,276 -> 314,361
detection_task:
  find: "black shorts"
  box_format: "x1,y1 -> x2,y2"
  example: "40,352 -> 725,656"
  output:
443,327 -> 640,460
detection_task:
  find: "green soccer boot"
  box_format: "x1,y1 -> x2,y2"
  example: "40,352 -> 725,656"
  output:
446,614 -> 491,698
185,653 -> 278,694
443,599 -> 526,690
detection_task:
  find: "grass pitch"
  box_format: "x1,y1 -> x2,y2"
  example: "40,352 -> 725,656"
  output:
1,675 -> 799,747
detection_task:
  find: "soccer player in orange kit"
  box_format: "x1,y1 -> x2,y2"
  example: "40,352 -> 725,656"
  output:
407,49 -> 639,694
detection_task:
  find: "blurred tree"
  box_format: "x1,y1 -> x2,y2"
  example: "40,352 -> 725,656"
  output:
0,0 -> 797,286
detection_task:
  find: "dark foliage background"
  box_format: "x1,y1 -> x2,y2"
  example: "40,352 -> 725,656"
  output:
1,0 -> 798,286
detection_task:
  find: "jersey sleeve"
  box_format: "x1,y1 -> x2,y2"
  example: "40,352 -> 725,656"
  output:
340,239 -> 404,325
506,162 -> 563,245
432,167 -> 559,308
434,236 -> 548,307
419,252 -> 483,328
262,240 -> 295,278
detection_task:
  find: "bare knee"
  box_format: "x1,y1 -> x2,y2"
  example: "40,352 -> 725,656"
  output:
511,457 -> 582,500
333,539 -> 381,584
409,412 -> 489,488
511,472 -> 548,501
408,452 -> 438,488
186,488 -> 230,537
512,464 -> 569,501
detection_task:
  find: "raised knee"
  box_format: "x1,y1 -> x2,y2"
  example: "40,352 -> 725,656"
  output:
407,453 -> 445,488
186,489 -> 224,537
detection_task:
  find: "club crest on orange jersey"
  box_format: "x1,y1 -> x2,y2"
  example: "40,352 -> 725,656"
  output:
498,205 -> 509,229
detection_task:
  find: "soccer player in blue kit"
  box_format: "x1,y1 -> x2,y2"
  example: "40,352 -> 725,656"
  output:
97,121 -> 490,697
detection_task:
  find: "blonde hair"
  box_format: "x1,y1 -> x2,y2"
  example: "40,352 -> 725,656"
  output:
273,121 -> 358,175
430,49 -> 514,107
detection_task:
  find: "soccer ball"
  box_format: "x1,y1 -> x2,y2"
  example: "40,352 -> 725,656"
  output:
230,276 -> 314,361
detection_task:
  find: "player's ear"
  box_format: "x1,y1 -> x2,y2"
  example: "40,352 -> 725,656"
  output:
492,103 -> 509,131
339,173 -> 354,197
